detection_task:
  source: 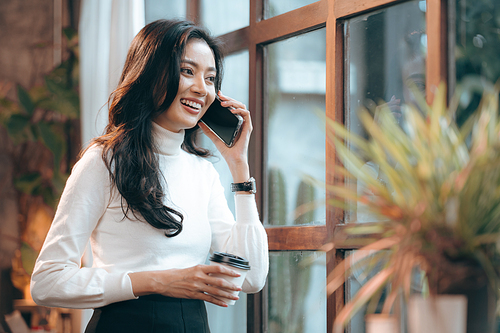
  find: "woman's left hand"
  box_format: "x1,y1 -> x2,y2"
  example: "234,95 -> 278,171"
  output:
199,91 -> 252,183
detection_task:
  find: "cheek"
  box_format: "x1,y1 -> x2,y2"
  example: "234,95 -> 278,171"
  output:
177,76 -> 189,93
207,90 -> 216,104
206,88 -> 217,104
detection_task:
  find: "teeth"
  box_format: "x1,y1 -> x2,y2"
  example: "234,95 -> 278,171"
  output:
181,99 -> 201,109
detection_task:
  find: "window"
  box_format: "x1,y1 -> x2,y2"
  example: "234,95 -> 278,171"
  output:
265,28 -> 327,333
146,0 -> 483,331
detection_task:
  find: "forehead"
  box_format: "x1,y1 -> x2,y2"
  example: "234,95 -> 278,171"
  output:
403,56 -> 425,78
182,39 -> 216,70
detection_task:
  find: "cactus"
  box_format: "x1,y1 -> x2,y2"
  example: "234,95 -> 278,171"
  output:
267,167 -> 290,331
267,170 -> 317,332
267,167 -> 287,226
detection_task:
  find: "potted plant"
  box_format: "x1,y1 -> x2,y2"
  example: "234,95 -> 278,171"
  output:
324,83 -> 500,332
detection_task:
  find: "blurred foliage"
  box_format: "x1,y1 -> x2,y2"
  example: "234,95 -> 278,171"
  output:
0,27 -> 79,210
323,83 -> 500,332
1,28 -> 79,285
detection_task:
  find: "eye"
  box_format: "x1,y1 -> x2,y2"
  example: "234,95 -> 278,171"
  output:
206,76 -> 216,84
181,68 -> 193,75
414,81 -> 425,93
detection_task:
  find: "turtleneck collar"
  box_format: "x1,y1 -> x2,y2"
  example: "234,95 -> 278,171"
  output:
152,121 -> 185,156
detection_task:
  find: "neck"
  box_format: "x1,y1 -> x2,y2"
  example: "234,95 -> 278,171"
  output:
152,121 -> 185,156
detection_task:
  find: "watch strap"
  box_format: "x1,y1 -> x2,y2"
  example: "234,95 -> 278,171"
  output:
231,177 -> 256,193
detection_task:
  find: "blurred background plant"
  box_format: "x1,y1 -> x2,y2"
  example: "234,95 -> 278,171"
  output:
0,28 -> 80,298
322,82 -> 500,332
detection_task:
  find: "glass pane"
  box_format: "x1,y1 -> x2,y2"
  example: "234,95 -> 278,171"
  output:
265,0 -> 318,19
265,29 -> 326,226
345,250 -> 392,333
343,2 -> 426,332
453,0 -> 500,126
268,251 -> 327,333
201,0 -> 249,36
201,50 -> 249,333
145,0 -> 186,23
344,1 -> 426,224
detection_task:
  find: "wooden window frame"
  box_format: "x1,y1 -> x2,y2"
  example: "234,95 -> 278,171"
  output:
187,0 -> 448,331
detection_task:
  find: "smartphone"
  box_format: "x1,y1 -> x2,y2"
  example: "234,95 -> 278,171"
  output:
200,96 -> 244,147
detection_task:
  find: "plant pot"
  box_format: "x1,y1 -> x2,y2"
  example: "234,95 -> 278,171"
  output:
408,295 -> 467,333
424,251 -> 498,332
444,281 -> 497,333
365,314 -> 399,333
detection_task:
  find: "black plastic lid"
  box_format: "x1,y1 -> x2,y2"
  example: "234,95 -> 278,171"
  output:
209,252 -> 250,270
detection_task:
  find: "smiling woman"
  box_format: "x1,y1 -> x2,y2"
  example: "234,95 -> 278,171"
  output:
29,19 -> 268,333
155,39 -> 217,133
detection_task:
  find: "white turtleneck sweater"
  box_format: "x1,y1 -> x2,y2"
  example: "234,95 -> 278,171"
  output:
30,123 -> 269,309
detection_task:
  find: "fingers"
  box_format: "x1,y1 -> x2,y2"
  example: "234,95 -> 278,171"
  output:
203,91 -> 253,155
218,91 -> 247,110
202,263 -> 241,278
156,265 -> 243,308
201,293 -> 231,307
217,92 -> 252,133
193,266 -> 242,307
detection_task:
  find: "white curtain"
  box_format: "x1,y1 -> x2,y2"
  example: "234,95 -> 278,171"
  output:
79,0 -> 145,147
78,1 -> 144,331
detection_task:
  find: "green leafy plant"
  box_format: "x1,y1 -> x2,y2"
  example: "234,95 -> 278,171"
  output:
0,27 -> 79,209
324,83 -> 500,332
0,28 -> 79,290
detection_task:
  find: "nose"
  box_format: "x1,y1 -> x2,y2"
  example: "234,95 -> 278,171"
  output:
190,74 -> 207,96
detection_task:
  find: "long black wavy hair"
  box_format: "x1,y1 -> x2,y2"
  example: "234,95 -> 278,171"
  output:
88,19 -> 224,237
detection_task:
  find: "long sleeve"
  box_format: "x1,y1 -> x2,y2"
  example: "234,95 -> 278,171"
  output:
31,126 -> 269,309
207,171 -> 269,293
30,147 -> 137,309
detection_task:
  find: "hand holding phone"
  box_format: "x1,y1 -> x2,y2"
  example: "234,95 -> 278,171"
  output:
200,95 -> 244,148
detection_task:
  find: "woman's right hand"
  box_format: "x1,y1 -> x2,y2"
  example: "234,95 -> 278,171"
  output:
128,265 -> 242,307
374,95 -> 401,125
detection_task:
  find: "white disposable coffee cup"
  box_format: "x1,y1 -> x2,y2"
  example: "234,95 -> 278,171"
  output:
209,252 -> 250,305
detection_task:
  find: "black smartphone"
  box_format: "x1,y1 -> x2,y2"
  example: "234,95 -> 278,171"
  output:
200,96 -> 244,147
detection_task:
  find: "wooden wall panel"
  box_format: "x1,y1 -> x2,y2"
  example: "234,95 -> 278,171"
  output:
250,0 -> 328,45
334,0 -> 400,18
266,226 -> 328,251
426,0 -> 448,103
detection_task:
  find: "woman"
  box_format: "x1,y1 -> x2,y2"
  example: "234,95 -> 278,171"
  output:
30,19 -> 269,333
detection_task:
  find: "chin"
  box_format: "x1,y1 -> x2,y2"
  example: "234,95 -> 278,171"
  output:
182,119 -> 202,130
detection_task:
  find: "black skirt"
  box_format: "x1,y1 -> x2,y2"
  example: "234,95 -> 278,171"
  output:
85,295 -> 210,333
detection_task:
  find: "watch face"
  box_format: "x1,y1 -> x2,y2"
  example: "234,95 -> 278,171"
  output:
246,177 -> 256,193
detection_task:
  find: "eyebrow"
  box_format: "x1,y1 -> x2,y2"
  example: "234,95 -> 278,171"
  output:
181,59 -> 217,73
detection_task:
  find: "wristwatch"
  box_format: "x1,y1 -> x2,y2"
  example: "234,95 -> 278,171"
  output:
231,177 -> 257,194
